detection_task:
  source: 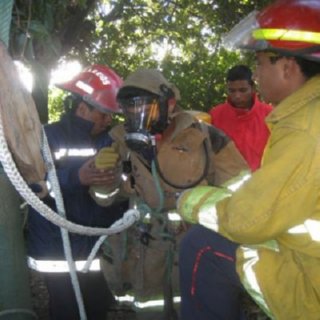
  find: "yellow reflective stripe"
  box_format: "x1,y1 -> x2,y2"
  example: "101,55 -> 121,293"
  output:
253,28 -> 320,45
288,219 -> 320,241
68,148 -> 96,157
54,148 -> 67,160
305,219 -> 320,241
221,170 -> 251,191
94,187 -> 120,199
287,224 -> 306,234
54,148 -> 96,160
27,257 -> 101,273
226,173 -> 251,192
240,246 -> 273,318
198,206 -> 219,232
167,212 -> 182,222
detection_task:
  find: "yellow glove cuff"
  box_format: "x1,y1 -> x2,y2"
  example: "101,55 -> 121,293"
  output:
177,185 -> 231,224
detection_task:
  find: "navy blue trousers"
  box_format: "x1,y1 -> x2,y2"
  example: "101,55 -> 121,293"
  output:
44,270 -> 116,320
179,225 -> 247,320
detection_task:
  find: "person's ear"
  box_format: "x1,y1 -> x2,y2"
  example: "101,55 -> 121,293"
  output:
75,101 -> 90,118
282,57 -> 296,80
250,83 -> 256,95
168,98 -> 176,114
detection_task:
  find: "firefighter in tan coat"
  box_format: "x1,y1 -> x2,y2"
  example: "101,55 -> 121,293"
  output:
100,68 -> 248,317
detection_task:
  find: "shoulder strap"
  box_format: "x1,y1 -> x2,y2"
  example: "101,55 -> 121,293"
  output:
205,124 -> 230,154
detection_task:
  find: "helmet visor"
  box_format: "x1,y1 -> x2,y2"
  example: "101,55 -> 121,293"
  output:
222,10 -> 269,51
119,96 -> 160,133
223,9 -> 320,53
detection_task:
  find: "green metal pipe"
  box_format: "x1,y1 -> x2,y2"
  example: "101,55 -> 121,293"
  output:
0,169 -> 35,319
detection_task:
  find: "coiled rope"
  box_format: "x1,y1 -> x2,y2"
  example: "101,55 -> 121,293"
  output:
0,104 -> 140,320
0,110 -> 140,235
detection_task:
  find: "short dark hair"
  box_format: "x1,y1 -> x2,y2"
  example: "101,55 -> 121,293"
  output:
294,57 -> 320,79
267,51 -> 320,79
226,65 -> 254,86
63,94 -> 94,114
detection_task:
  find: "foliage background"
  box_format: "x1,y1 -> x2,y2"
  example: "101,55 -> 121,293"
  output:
9,0 -> 273,122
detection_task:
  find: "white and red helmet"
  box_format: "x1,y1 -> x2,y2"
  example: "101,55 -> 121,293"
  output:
56,64 -> 123,113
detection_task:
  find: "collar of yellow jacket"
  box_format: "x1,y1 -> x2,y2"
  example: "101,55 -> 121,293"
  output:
266,75 -> 320,125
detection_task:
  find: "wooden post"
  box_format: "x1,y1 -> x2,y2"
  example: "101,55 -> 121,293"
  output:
0,41 -> 46,318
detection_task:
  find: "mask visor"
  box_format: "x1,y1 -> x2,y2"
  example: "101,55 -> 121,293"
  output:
119,96 -> 160,133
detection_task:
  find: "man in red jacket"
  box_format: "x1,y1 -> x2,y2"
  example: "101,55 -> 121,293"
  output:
209,65 -> 272,171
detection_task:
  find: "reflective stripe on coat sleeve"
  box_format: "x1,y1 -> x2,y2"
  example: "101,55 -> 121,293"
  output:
239,246 -> 274,319
27,256 -> 100,273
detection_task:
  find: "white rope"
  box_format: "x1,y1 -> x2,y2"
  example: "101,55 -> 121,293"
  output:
42,128 -> 87,320
81,235 -> 107,273
0,109 -> 140,236
0,108 -> 140,320
42,129 -> 127,318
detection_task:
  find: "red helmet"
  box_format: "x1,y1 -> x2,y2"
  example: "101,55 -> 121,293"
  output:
223,0 -> 320,62
56,64 -> 123,113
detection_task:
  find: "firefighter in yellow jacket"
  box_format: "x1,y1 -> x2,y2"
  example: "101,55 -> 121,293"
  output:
177,1 -> 320,319
100,68 -> 248,316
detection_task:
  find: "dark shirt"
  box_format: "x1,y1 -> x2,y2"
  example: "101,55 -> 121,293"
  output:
27,114 -> 128,259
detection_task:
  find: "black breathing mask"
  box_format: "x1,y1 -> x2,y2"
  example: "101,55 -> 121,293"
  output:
119,95 -> 167,154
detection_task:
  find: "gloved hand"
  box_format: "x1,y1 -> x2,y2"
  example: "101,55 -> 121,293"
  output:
89,144 -> 122,207
177,185 -> 232,225
94,145 -> 119,169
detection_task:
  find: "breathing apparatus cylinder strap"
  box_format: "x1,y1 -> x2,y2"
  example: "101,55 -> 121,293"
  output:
155,122 -> 211,189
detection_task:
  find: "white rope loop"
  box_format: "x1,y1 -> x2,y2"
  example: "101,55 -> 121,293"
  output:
0,109 -> 140,236
0,107 -> 140,320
